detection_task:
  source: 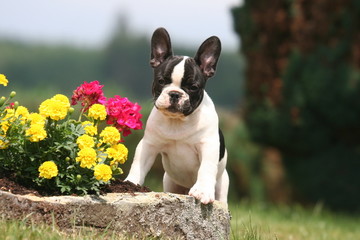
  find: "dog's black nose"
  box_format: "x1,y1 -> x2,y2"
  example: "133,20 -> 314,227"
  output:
169,91 -> 182,102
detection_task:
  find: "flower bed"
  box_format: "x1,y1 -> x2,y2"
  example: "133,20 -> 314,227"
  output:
0,74 -> 142,196
0,172 -> 150,196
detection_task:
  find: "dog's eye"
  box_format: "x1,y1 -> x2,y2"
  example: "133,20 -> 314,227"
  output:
190,85 -> 199,91
158,79 -> 165,85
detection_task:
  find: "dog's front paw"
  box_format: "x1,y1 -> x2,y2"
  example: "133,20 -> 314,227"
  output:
189,184 -> 215,204
124,175 -> 141,186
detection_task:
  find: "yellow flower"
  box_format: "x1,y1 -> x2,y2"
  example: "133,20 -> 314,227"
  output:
0,109 -> 15,134
15,106 -> 29,118
76,147 -> 97,169
88,103 -> 107,120
94,164 -> 112,182
81,121 -> 97,136
0,74 -> 8,86
106,143 -> 128,165
28,113 -> 46,126
0,138 -> 9,149
39,95 -> 70,121
76,134 -> 95,149
26,124 -> 47,142
2,108 -> 15,121
0,122 -> 9,134
100,126 -> 120,145
38,161 -> 58,179
52,94 -> 70,108
15,106 -> 29,123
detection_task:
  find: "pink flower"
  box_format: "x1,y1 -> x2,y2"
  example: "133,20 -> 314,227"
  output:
71,81 -> 106,111
104,95 -> 142,137
6,103 -> 15,109
71,80 -> 143,137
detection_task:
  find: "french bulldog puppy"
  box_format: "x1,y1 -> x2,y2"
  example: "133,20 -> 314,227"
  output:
125,28 -> 229,204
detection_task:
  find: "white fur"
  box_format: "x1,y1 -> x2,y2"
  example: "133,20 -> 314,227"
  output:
171,57 -> 188,87
125,91 -> 229,204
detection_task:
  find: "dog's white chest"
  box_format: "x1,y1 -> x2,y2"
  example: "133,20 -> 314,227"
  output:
161,141 -> 200,188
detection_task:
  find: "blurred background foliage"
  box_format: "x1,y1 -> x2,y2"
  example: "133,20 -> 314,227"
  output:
1,0 -> 360,214
233,0 -> 360,212
0,19 -> 244,109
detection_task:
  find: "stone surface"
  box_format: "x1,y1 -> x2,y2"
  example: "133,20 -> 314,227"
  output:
0,190 -> 231,239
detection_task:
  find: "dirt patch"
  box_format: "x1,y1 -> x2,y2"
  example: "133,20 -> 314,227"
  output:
0,172 -> 151,197
101,179 -> 151,194
0,175 -> 41,196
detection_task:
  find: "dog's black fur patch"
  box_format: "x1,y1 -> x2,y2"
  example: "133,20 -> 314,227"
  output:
219,128 -> 225,161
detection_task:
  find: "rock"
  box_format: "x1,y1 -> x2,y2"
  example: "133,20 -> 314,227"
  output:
0,190 -> 230,239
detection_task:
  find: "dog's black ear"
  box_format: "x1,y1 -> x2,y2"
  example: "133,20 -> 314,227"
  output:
194,36 -> 221,79
150,28 -> 173,68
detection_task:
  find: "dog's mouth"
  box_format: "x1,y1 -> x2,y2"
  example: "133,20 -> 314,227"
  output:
167,103 -> 181,113
155,103 -> 182,114
155,100 -> 192,117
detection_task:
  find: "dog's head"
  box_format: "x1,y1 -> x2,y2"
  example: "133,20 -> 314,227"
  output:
150,27 -> 221,118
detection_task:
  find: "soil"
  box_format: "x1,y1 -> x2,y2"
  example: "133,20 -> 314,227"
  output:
0,173 -> 151,197
101,179 -> 151,195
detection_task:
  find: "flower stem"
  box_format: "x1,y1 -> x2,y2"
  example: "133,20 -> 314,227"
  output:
78,104 -> 88,122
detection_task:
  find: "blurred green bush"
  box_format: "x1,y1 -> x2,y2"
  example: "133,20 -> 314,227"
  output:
233,0 -> 360,211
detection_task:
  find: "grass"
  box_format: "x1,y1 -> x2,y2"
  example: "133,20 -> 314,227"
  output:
229,202 -> 360,240
1,202 -> 359,240
0,219 -> 178,240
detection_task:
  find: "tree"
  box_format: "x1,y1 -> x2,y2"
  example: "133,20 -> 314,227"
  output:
233,0 -> 360,211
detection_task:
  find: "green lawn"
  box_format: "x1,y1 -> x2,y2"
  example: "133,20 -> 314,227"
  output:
230,202 -> 360,240
1,202 -> 359,240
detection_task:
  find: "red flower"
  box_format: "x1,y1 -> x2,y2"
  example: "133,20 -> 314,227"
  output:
6,102 -> 15,109
71,81 -> 106,111
104,95 -> 142,137
72,81 -> 142,137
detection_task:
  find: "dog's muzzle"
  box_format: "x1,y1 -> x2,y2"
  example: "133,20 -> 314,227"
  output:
155,87 -> 191,117
169,91 -> 183,105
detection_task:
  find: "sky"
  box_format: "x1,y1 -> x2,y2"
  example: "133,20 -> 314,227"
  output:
0,0 -> 243,50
